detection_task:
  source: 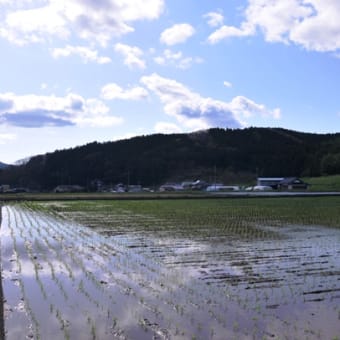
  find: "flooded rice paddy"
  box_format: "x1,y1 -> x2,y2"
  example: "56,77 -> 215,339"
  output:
1,198 -> 340,339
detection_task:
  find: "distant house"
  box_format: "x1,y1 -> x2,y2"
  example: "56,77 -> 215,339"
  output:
127,185 -> 142,193
190,180 -> 209,190
181,181 -> 196,190
7,187 -> 29,193
278,177 -> 308,190
257,177 -> 308,190
180,180 -> 209,190
257,178 -> 284,189
54,185 -> 85,193
159,183 -> 183,191
0,184 -> 10,193
206,183 -> 224,192
90,179 -> 104,192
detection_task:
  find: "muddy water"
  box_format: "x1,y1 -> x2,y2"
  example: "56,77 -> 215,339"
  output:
1,204 -> 340,339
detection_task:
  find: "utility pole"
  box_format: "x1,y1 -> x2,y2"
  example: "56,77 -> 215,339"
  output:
127,170 -> 130,192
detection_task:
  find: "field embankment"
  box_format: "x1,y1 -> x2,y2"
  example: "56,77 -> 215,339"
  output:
1,190 -> 340,202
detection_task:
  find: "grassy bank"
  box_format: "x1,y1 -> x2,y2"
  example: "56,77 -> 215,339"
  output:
304,174 -> 340,191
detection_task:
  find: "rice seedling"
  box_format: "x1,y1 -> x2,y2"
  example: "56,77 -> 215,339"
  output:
1,197 -> 340,339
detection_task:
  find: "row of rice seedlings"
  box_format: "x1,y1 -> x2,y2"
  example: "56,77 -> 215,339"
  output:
12,208 -> 73,333
25,200 -> 340,338
36,204 -> 247,338
94,232 -> 264,336
6,206 -> 96,338
54,199 -> 340,338
39,207 -> 183,338
3,207 -> 42,339
98,197 -> 340,231
19,207 -> 104,297
38,203 -> 266,336
21,205 -> 146,338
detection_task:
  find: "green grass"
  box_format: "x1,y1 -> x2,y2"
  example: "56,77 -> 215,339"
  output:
33,196 -> 340,233
303,175 -> 340,191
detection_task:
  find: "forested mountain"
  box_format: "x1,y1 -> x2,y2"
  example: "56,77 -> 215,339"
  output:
1,127 -> 340,190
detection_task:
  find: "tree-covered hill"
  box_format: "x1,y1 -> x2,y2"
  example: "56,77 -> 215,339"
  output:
1,127 -> 340,190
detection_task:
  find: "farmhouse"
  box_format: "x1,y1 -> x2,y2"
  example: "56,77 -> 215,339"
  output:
277,177 -> 309,190
54,185 -> 85,193
257,178 -> 284,188
159,183 -> 183,191
257,177 -> 308,190
0,184 -> 10,193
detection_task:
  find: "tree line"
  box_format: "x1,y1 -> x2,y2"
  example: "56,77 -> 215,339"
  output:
1,127 -> 340,190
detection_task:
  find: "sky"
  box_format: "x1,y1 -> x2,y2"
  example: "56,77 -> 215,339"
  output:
0,0 -> 340,164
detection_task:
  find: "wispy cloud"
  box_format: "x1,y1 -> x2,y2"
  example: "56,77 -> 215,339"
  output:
154,122 -> 182,134
203,11 -> 224,27
101,83 -> 148,101
0,92 -> 122,128
160,23 -> 195,46
141,73 -> 280,130
114,43 -> 146,69
154,49 -> 203,69
207,0 -> 340,53
208,24 -> 253,44
51,45 -> 111,64
223,81 -> 233,88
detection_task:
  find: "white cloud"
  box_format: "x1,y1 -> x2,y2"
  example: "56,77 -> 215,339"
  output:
0,0 -> 33,4
207,0 -> 340,53
141,73 -> 280,130
154,122 -> 182,134
204,11 -> 224,27
0,4 -> 69,45
114,43 -> 146,69
0,92 -> 122,128
223,81 -> 232,88
207,24 -> 253,44
101,83 -> 148,101
160,23 -> 195,46
51,45 -> 111,64
244,0 -> 316,44
154,49 -> 203,69
0,0 -> 165,46
230,96 -> 281,120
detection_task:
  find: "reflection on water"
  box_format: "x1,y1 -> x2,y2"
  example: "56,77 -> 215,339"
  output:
1,204 -> 340,339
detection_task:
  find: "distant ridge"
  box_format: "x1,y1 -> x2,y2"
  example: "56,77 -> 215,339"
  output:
0,127 -> 340,190
14,157 -> 32,166
0,162 -> 9,169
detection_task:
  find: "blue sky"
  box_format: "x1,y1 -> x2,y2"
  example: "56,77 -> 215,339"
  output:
0,0 -> 339,164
